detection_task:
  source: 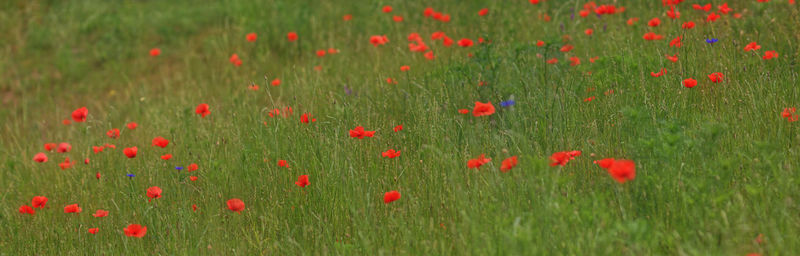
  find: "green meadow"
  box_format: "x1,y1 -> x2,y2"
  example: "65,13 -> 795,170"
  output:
1,0 -> 799,254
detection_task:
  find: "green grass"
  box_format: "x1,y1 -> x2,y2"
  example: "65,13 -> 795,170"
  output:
2,0 -> 800,254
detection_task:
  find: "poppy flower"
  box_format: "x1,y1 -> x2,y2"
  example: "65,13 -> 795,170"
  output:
88,228 -> 99,234
781,108 -> 798,122
192,204 -> 198,211
718,3 -> 732,14
584,29 -> 593,36
229,54 -> 242,66
300,113 -> 316,123
19,205 -> 35,215
126,122 -> 138,130
57,142 -> 71,153
594,158 -> 616,169
59,157 -> 73,170
32,196 -> 48,208
683,78 -> 698,88
93,209 -> 109,218
161,154 -> 172,160
536,40 -> 545,47
693,4 -> 712,11
287,32 -> 298,42
383,191 -> 401,204
393,125 -> 403,132
196,103 -> 210,117
546,58 -> 558,64
316,50 -> 326,57
472,101 -> 495,117
246,33 -> 257,42
560,44 -> 574,52
349,126 -> 376,139
189,176 -> 198,181
500,156 -> 518,172
123,147 -> 137,158
682,21 -> 695,29
146,186 -> 162,202
400,65 -> 410,72
149,48 -> 161,57
278,160 -> 290,168
382,149 -> 401,158
187,163 -> 198,172
550,151 -> 580,166
648,17 -> 661,27
467,154 -> 491,169
92,146 -> 103,154
744,42 -> 761,51
84,158 -> 90,164
458,109 -> 470,114
343,14 -> 352,21
269,78 -> 281,86
64,204 -> 82,213
579,10 -> 590,17
569,57 -> 581,66
458,39 -> 474,47
104,129 -> 120,139
44,143 -> 56,151
369,35 -> 389,47
763,51 -> 778,60
669,36 -> 682,48
33,153 -> 48,163
666,54 -> 678,63
151,137 -> 169,148
607,159 -> 636,183
666,6 -> 680,19
643,32 -> 664,41
708,72 -> 724,83
295,175 -> 309,187
96,172 -> 101,179
124,224 -> 147,237
478,8 -> 489,16
424,51 -> 435,60
392,16 -> 403,22
650,68 -> 667,77
382,5 -> 392,13
227,198 -> 245,213
706,12 -> 720,22
627,18 -> 639,26
584,96 -> 595,102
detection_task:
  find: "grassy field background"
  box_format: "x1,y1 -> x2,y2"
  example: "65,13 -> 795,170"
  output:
1,0 -> 800,254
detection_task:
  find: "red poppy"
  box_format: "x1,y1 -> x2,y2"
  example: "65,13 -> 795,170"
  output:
316,50 -> 326,57
161,154 -> 172,160
607,159 -> 636,183
718,3 -> 732,14
744,42 -> 761,52
227,198 -> 245,213
643,32 -> 664,41
579,10 -> 589,17
392,16 -> 403,22
650,68 -> 667,77
93,209 -> 109,218
683,78 -> 698,88
550,151 -> 580,166
126,122 -> 138,130
584,96 -> 595,102
382,149 -> 401,158
584,29 -> 593,36
666,6 -> 680,19
693,3 -> 712,12
560,44 -> 574,52
123,147 -> 137,158
382,5 -> 392,13
627,18 -> 639,26
781,108 -> 798,122
229,54 -> 242,66
96,172 -> 101,179
648,17 -> 661,27
763,51 -> 778,60
271,79 -> 281,86
187,163 -> 198,172
149,48 -> 161,57
33,153 -> 48,163
666,54 -> 678,63
88,228 -> 99,234
383,191 -> 401,204
706,12 -> 720,22
151,137 -> 169,148
19,205 -> 35,215
343,14 -> 352,21
472,101 -> 496,117
594,158 -> 616,169
57,142 -> 71,153
67,107 -> 87,122
300,113 -> 316,123
287,32 -> 298,42
246,33 -> 257,42
369,35 -> 389,47
708,72 -> 724,83
196,103 -> 210,117
682,21 -> 695,29
669,36 -> 682,48
32,196 -> 48,208
458,39 -> 474,47
478,8 -> 489,16
467,154 -> 491,169
424,51 -> 435,60
146,186 -> 162,202
124,224 -> 147,237
458,109 -> 470,114
44,143 -> 56,151
84,158 -> 90,165
569,57 -> 581,66
546,58 -> 558,64
393,125 -> 403,132
349,126 -> 376,139
190,176 -> 198,181
192,204 -> 198,212
295,175 -> 309,187
64,204 -> 82,213
59,157 -> 73,170
278,160 -> 290,168
500,156 -> 518,172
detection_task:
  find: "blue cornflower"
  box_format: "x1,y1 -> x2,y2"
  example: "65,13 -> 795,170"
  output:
500,100 -> 516,107
705,38 -> 718,44
126,173 -> 135,178
175,166 -> 184,170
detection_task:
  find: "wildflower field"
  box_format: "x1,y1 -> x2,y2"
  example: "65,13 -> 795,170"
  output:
1,0 -> 799,254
